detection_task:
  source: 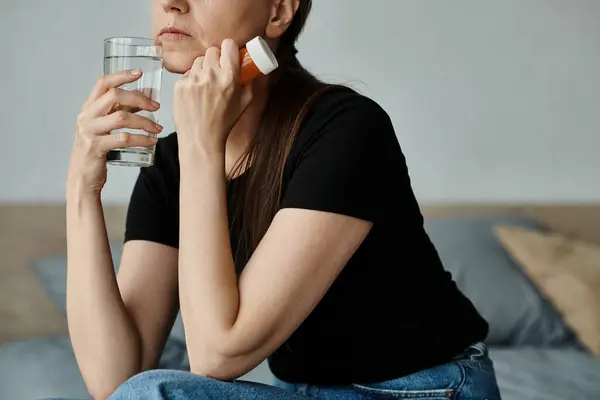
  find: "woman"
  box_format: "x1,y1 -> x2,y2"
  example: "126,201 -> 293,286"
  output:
66,0 -> 502,399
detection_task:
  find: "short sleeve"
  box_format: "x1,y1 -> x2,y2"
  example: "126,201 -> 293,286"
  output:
280,93 -> 395,222
124,136 -> 180,248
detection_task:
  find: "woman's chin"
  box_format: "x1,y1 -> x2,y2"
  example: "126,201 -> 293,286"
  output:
161,52 -> 198,74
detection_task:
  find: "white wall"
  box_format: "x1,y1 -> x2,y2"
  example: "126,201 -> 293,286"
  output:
1,0 -> 598,204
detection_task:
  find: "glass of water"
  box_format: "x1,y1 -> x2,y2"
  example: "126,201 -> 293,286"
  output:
104,37 -> 163,167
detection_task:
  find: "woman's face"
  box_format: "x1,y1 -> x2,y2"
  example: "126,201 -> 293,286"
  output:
153,0 -> 276,74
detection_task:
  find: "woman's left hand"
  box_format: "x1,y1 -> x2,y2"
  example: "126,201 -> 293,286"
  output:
174,39 -> 254,158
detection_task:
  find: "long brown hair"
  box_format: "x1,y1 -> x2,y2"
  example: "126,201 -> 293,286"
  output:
228,0 -> 339,265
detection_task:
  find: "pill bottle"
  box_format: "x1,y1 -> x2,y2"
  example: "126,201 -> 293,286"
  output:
239,37 -> 279,85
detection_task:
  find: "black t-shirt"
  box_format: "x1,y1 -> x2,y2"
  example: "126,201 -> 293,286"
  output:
125,88 -> 488,385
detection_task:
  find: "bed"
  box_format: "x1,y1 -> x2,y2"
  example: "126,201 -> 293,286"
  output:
1,204 -> 599,399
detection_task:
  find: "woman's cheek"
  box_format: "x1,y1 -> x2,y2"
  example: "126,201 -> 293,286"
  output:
161,48 -> 204,74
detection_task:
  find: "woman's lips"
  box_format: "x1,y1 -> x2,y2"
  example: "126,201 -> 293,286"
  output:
160,32 -> 191,40
159,27 -> 192,40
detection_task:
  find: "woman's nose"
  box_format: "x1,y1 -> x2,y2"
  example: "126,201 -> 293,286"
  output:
161,0 -> 189,14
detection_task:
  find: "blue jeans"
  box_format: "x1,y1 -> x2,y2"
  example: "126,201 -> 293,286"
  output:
275,343 -> 501,399
64,343 -> 501,400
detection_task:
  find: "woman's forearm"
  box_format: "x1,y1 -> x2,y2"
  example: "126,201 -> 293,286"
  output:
178,155 -> 241,370
66,187 -> 141,398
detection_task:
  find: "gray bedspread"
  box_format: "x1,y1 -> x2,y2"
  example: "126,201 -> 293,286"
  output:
490,347 -> 600,400
2,338 -> 599,400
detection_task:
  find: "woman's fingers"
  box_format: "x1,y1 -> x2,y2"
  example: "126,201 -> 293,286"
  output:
84,69 -> 144,108
219,39 -> 240,76
96,132 -> 158,153
86,88 -> 160,118
189,56 -> 204,78
204,47 -> 221,68
188,41 -> 238,83
81,111 -> 163,136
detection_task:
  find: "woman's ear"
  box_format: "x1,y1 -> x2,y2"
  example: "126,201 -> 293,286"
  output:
266,0 -> 300,39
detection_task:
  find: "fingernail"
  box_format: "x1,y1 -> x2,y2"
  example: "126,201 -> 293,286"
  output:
155,123 -> 163,131
131,69 -> 142,76
151,100 -> 160,109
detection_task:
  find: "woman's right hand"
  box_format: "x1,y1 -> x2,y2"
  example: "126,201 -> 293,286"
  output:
67,69 -> 163,196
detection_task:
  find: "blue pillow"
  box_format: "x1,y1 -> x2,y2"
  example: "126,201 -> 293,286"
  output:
0,337 -> 89,400
424,214 -> 575,346
31,244 -> 186,350
32,244 -> 122,313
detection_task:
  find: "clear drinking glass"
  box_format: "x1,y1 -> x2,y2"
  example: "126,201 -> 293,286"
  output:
104,37 -> 163,167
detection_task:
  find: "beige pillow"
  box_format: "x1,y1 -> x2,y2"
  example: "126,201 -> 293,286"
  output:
494,225 -> 600,357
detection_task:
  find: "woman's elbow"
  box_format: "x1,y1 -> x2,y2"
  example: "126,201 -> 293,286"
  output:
87,382 -> 120,400
189,351 -> 249,382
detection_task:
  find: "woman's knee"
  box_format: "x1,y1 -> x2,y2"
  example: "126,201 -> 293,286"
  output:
127,369 -> 194,386
109,370 -> 210,399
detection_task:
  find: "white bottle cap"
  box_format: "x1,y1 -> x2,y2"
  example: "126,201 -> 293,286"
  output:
246,37 -> 279,75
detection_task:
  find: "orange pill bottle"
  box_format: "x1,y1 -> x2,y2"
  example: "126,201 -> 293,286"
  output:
239,37 -> 279,85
